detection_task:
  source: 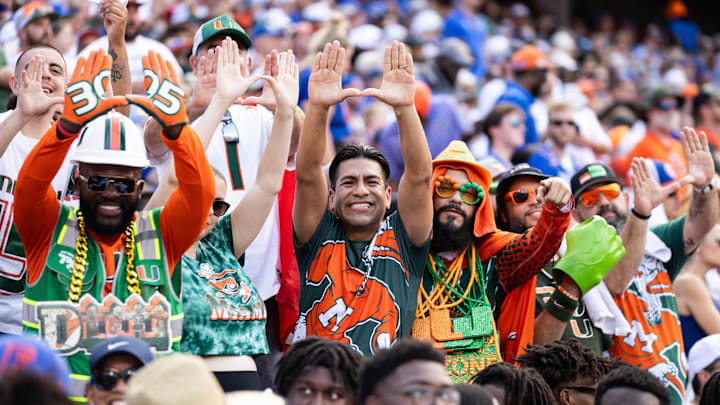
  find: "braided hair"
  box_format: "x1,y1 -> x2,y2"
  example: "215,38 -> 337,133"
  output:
471,362 -> 555,405
273,337 -> 363,398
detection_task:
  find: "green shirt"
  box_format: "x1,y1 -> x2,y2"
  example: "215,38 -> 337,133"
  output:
180,215 -> 268,356
294,209 -> 429,355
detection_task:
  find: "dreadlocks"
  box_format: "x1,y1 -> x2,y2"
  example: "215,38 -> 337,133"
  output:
515,339 -> 608,391
471,362 -> 555,405
594,365 -> 670,405
273,337 -> 363,398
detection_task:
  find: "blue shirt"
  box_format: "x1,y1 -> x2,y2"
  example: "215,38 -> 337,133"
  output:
668,18 -> 699,53
443,7 -> 488,79
496,81 -> 539,146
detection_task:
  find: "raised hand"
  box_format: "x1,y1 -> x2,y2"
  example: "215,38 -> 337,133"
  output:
360,41 -> 415,108
100,0 -> 127,44
61,49 -> 128,132
127,50 -> 188,130
17,56 -> 63,118
215,37 -> 263,105
681,127 -> 714,190
535,177 -> 572,208
307,40 -> 361,107
188,47 -> 217,112
630,157 -> 683,216
238,51 -> 280,111
261,50 -> 298,111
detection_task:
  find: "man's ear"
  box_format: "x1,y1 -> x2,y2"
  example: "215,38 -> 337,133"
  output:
328,188 -> 336,213
9,75 -> 19,96
559,388 -> 572,405
135,180 -> 144,196
189,55 -> 197,72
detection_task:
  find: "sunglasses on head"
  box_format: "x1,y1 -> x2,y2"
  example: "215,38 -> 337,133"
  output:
579,183 -> 622,206
212,199 -> 230,217
92,368 -> 137,391
434,175 -> 484,205
504,187 -> 538,206
78,174 -> 138,194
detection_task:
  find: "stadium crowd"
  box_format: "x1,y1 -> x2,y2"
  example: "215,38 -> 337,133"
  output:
1,0 -> 720,404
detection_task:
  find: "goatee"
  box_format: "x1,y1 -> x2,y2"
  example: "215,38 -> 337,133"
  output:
431,204 -> 475,253
80,199 -> 138,237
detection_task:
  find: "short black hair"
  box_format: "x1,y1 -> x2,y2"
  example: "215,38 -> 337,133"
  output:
273,337 -> 363,398
0,371 -> 73,405
700,371 -> 720,405
328,144 -> 390,190
482,103 -> 524,139
594,365 -> 670,405
456,383 -> 496,405
358,338 -> 445,404
516,339 -> 609,391
472,362 -> 555,405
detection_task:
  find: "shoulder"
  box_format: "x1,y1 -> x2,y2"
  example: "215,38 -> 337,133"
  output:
673,273 -> 703,292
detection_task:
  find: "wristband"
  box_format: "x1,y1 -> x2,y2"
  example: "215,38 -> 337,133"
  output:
558,284 -> 579,301
56,121 -> 79,139
631,208 -> 650,220
694,183 -> 714,194
545,288 -> 579,322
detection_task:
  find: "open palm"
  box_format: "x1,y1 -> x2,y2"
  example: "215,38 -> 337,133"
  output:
18,56 -> 63,117
361,41 -> 415,107
308,41 -> 360,107
681,127 -> 714,189
631,158 -> 681,216
216,37 -> 263,104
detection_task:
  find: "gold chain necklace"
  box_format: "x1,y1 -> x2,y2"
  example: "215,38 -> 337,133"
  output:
67,211 -> 141,303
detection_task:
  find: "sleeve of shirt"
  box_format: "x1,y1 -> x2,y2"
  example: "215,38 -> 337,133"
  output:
158,125 -> 215,276
15,122 -> 75,284
650,216 -> 689,281
494,203 -> 571,292
293,209 -> 335,284
389,211 -> 431,277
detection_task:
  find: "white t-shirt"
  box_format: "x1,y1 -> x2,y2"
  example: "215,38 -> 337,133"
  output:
77,35 -> 184,129
0,111 -> 78,334
153,104 -> 282,300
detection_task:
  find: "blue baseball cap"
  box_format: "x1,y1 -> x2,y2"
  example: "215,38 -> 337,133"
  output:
89,336 -> 154,371
0,334 -> 70,391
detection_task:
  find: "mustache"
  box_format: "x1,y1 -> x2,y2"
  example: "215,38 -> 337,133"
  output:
437,203 -> 467,219
597,204 -> 621,217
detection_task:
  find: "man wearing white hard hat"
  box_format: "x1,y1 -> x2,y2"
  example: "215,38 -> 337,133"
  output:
14,49 -> 214,402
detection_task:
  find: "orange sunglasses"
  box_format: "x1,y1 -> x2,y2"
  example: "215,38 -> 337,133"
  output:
504,187 -> 538,206
579,183 -> 622,206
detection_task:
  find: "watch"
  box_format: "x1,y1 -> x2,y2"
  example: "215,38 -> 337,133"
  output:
694,183 -> 714,194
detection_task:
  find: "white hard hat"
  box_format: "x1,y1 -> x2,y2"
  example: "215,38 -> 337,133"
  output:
71,112 -> 150,168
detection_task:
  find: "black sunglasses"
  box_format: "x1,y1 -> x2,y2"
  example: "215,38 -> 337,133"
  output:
550,119 -> 576,127
92,369 -> 137,391
562,385 -> 597,394
212,199 -> 230,217
79,174 -> 138,194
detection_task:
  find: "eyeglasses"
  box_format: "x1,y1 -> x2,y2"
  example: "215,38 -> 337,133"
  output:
550,119 -> 576,127
78,174 -> 138,194
657,100 -> 679,111
504,187 -> 538,206
579,183 -> 622,206
561,385 -> 597,394
381,386 -> 461,405
434,175 -> 484,205
212,199 -> 230,216
92,368 -> 137,391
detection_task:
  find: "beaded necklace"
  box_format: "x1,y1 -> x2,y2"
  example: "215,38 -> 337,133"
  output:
67,211 -> 141,303
416,244 -> 486,318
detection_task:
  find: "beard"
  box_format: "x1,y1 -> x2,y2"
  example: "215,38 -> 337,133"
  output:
595,204 -> 628,232
431,204 -> 475,253
80,198 -> 138,237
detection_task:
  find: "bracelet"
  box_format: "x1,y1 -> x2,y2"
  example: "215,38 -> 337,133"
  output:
694,183 -> 714,194
631,208 -> 650,220
558,284 -> 580,301
545,288 -> 579,322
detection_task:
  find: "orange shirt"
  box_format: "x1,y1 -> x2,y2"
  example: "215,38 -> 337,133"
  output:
696,126 -> 720,151
612,131 -> 687,182
15,122 -> 215,286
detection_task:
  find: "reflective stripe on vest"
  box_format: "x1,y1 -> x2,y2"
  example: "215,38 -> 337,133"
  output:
68,374 -> 90,403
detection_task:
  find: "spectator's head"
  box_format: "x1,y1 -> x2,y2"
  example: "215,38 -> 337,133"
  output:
510,45 -> 550,97
252,8 -> 293,59
688,334 -> 720,398
594,365 -> 670,405
71,112 -> 150,237
190,15 -> 253,73
0,334 -> 70,392
328,144 -> 391,236
571,163 -> 628,232
359,339 -> 456,405
126,353 -> 224,405
472,362 -> 555,405
695,225 -> 720,269
273,337 -> 363,405
436,37 -> 474,81
700,371 -> 720,405
430,141 -> 495,253
0,371 -> 73,405
516,339 -> 609,405
86,336 -> 154,405
196,166 -> 229,240
693,84 -> 720,127
646,87 -> 682,136
8,44 -> 67,111
14,2 -> 55,48
456,383 -> 497,405
125,0 -> 147,41
494,163 -> 549,233
546,102 -> 578,149
484,104 -> 526,153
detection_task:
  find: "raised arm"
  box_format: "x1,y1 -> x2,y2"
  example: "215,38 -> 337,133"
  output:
293,41 -> 360,244
231,50 -> 298,258
681,127 -> 719,253
360,41 -> 432,245
101,0 -> 131,117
